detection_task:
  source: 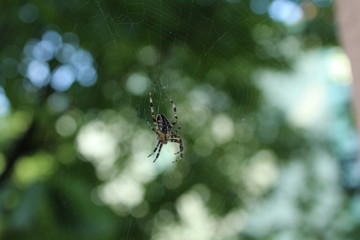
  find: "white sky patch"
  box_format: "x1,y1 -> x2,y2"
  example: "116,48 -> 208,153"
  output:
244,160 -> 305,237
288,81 -> 326,128
244,153 -> 342,237
310,152 -> 343,228
256,49 -> 348,131
326,48 -> 352,84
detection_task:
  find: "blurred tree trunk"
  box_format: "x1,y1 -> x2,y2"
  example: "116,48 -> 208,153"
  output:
336,1 -> 360,147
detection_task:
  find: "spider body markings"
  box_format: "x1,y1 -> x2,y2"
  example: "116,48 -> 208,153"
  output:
147,92 -> 183,163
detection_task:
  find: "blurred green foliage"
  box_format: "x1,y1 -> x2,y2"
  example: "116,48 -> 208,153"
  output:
1,0 -> 353,240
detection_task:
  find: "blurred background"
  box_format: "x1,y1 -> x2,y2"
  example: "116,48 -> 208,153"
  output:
0,0 -> 359,239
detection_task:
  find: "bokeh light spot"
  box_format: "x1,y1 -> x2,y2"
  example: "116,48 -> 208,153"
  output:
14,153 -> 56,187
26,60 -> 50,87
211,114 -> 234,144
42,30 -> 63,52
47,92 -> 69,113
0,87 -> 10,116
77,121 -> 119,170
51,65 -> 76,91
251,0 -> 270,15
77,66 -> 97,87
32,40 -> 55,61
137,45 -> 159,66
268,0 -> 303,25
70,49 -> 93,68
22,31 -> 97,91
55,115 -> 77,137
301,0 -> 318,21
125,73 -> 149,95
63,32 -> 80,46
56,43 -> 76,63
98,175 -> 145,209
18,3 -> 39,24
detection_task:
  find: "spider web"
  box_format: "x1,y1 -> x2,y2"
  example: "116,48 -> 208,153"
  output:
85,2 -> 279,240
0,1 -> 348,240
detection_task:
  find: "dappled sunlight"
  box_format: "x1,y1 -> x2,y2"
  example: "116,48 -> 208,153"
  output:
26,60 -> 50,87
1,1 -> 354,239
77,120 -> 120,174
14,152 -> 56,187
243,150 -> 279,196
98,173 -> 145,211
154,191 -> 216,240
245,152 -> 342,238
0,111 -> 32,144
126,73 -> 150,96
327,48 -> 352,84
154,189 -> 247,240
76,110 -> 181,213
211,114 -> 234,144
288,81 -> 326,128
257,48 -> 352,131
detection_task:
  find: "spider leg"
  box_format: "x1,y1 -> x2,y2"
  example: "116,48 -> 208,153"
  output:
170,125 -> 181,135
169,98 -> 178,126
148,140 -> 161,158
169,137 -> 184,162
147,121 -> 159,134
153,143 -> 163,163
149,92 -> 157,128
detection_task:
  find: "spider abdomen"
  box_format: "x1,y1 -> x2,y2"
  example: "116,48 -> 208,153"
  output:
156,114 -> 172,134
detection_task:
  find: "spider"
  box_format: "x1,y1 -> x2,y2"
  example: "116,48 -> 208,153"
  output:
147,92 -> 184,163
